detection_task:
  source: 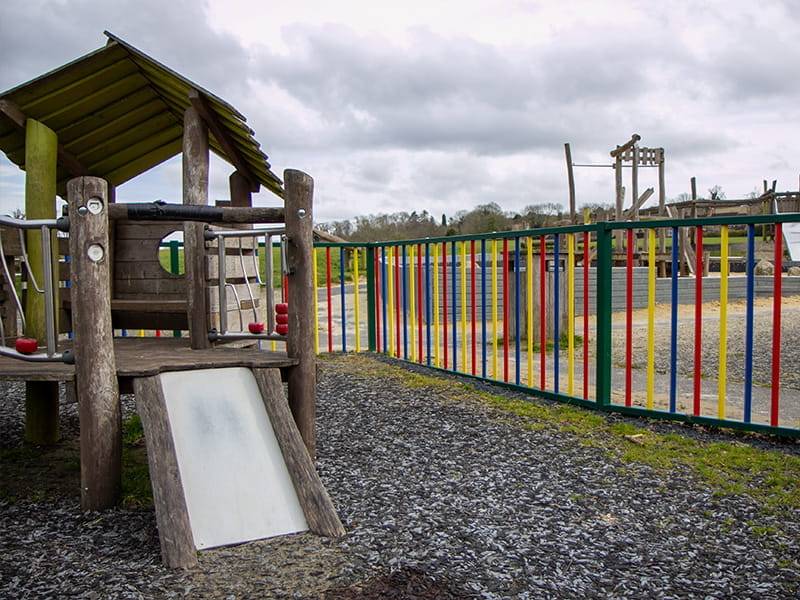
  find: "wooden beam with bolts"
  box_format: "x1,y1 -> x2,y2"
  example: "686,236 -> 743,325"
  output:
187,89 -> 260,193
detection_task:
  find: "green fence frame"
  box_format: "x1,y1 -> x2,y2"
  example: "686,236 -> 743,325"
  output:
315,213 -> 800,438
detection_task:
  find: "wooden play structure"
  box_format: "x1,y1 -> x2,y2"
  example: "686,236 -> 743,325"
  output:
0,33 -> 343,567
564,133 -> 800,276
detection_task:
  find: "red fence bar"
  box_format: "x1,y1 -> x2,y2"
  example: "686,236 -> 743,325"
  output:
375,248 -> 381,352
442,242 -> 448,370
395,246 -> 401,358
326,247 -> 333,352
583,231 -> 589,400
471,239 -> 477,375
625,228 -> 633,407
503,238 -> 509,383
771,224 -> 783,426
694,226 -> 703,416
417,243 -> 423,363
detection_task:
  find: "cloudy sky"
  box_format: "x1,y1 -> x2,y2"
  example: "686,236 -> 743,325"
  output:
0,0 -> 798,223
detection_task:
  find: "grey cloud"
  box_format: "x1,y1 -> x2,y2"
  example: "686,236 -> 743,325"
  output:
251,24 -> 730,157
0,0 -> 247,96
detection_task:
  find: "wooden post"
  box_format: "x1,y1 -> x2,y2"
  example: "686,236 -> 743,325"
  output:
631,144 -> 639,221
182,106 -> 211,349
564,143 -> 576,223
657,149 -> 667,275
134,375 -> 198,568
284,170 -> 316,458
24,118 -> 60,444
253,369 -> 344,537
229,170 -> 253,208
614,156 -> 624,253
67,176 -> 121,510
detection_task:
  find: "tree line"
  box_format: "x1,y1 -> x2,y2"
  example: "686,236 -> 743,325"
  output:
319,184 -> 736,242
318,201 -> 607,242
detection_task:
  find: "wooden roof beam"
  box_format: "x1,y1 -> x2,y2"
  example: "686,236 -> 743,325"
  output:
0,99 -> 88,177
187,89 -> 259,193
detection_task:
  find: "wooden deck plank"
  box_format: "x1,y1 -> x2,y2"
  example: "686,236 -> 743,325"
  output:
0,338 -> 295,381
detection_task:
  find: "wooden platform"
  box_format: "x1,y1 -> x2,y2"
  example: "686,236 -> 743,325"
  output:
0,338 -> 298,383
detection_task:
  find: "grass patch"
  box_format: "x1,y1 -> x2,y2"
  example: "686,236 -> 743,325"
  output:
121,414 -> 152,508
0,414 -> 152,508
336,354 -> 800,511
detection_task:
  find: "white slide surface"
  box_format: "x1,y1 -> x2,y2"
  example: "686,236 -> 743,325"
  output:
159,367 -> 308,550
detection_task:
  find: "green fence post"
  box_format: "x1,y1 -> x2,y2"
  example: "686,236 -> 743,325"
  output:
366,245 -> 376,351
170,241 -> 181,337
595,223 -> 612,407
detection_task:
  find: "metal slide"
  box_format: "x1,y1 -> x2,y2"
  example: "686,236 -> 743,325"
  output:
156,367 -> 308,549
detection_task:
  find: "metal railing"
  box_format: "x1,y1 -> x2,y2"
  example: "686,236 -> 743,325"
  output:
204,226 -> 287,342
312,213 -> 800,437
0,214 -> 70,363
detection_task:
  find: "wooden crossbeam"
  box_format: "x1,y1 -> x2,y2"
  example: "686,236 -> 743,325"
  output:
610,133 -> 641,158
624,187 -> 655,218
0,99 -> 88,177
188,89 -> 260,193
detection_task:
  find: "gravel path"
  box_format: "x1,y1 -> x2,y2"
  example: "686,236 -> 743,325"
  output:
2,356 -> 799,598
612,298 -> 800,391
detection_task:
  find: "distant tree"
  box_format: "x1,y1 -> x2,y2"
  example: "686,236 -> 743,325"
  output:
320,209 -> 444,242
671,192 -> 691,203
317,220 -> 354,239
521,202 -> 564,228
708,185 -> 726,201
449,202 -> 512,234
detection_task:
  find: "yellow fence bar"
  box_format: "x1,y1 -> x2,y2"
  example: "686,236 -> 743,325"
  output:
492,239 -> 498,379
461,241 -> 467,371
567,233 -> 575,395
433,242 -> 440,367
646,229 -> 656,409
718,225 -> 729,418
527,236 -> 533,385
353,247 -> 361,353
313,247 -> 320,354
409,245 -> 416,362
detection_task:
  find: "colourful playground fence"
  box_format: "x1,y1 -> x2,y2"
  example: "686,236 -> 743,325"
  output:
313,213 -> 800,438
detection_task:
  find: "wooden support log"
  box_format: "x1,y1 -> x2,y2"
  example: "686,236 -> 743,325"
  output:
564,143 -> 576,223
24,118 -> 60,444
609,133 -> 641,158
107,203 -> 284,224
614,157 -> 624,252
624,188 -> 654,218
67,176 -> 121,510
229,170 -> 253,207
188,89 -> 260,193
133,375 -> 198,569
182,106 -> 211,349
253,368 -> 345,538
0,99 -> 87,177
284,169 -> 316,457
631,144 -> 640,220
657,149 -> 667,274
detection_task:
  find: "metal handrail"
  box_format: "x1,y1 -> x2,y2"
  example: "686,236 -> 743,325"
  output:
0,217 -> 65,360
